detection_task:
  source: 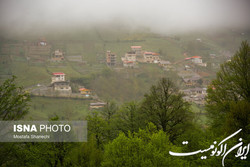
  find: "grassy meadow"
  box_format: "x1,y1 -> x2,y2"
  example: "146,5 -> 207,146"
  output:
25,96 -> 91,120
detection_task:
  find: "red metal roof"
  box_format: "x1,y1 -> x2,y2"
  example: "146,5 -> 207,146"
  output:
79,88 -> 90,91
191,56 -> 202,59
185,56 -> 201,60
53,72 -> 65,75
124,61 -> 134,64
152,52 -> 159,55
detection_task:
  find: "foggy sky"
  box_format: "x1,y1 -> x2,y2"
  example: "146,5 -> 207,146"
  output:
0,0 -> 249,35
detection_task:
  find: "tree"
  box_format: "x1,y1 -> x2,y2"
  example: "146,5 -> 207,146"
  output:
86,101 -> 118,148
116,101 -> 145,135
207,40 -> 250,103
141,78 -> 191,142
67,135 -> 103,167
101,101 -> 117,122
0,76 -> 30,166
225,101 -> 250,139
86,111 -> 107,148
102,123 -> 185,167
100,101 -> 118,141
206,40 -> 250,136
0,75 -> 30,120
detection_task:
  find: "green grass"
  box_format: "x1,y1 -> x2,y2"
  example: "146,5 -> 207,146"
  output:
87,64 -> 178,103
47,62 -> 83,79
143,37 -> 183,61
10,62 -> 51,87
190,104 -> 203,113
25,97 -> 90,120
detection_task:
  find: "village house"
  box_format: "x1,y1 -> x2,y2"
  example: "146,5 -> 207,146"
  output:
131,46 -> 142,56
52,81 -> 71,92
51,72 -> 65,83
106,51 -> 116,66
185,56 -> 202,63
38,38 -> 47,46
122,60 -> 137,68
121,49 -> 138,68
122,45 -> 143,62
143,52 -> 160,63
158,60 -> 171,67
182,75 -> 202,86
185,56 -> 207,67
131,46 -> 144,61
79,88 -> 91,96
158,60 -> 173,70
51,49 -> 64,61
51,72 -> 72,94
123,51 -> 137,62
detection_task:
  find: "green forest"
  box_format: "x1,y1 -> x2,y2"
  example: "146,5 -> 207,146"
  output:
0,41 -> 249,167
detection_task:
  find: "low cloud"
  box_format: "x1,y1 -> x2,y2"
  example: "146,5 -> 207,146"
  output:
0,0 -> 249,35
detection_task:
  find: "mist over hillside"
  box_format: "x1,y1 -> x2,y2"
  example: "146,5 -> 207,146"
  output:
0,0 -> 249,37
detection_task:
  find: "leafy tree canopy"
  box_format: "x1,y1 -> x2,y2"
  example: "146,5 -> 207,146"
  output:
141,78 -> 192,142
206,40 -> 250,137
0,75 -> 30,120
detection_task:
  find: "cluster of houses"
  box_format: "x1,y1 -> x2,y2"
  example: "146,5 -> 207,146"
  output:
28,40 -> 210,107
177,56 -> 209,105
121,46 -> 161,68
181,87 -> 207,105
4,35 -> 225,111
106,46 -> 173,70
